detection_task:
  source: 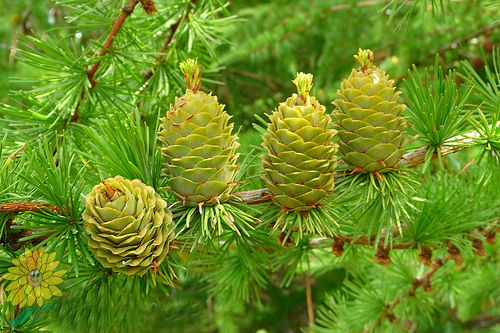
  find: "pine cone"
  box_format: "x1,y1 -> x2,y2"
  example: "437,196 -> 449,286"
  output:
159,59 -> 239,206
333,49 -> 407,173
83,176 -> 174,276
262,72 -> 338,212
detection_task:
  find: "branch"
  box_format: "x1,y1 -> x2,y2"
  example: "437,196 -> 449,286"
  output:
332,234 -> 413,250
463,315 -> 500,330
329,220 -> 499,262
5,225 -> 53,251
143,0 -> 198,80
87,0 -> 141,86
400,144 -> 464,168
236,130 -> 481,203
71,0 -> 141,123
366,220 -> 499,330
401,127 -> 488,168
372,257 -> 447,330
234,188 -> 272,205
306,274 -> 315,326
1,202 -> 64,250
0,202 -> 62,215
482,219 -> 499,245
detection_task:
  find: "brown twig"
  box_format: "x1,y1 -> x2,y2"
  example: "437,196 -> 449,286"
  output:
5,226 -> 53,251
71,0 -> 141,123
400,145 -> 465,168
329,220 -> 499,256
234,188 -> 273,205
481,219 -> 499,245
373,258 -> 446,329
333,234 -> 413,250
1,202 -> 65,250
0,202 -> 62,215
144,0 -> 198,80
140,0 -> 158,15
6,143 -> 27,162
306,274 -> 315,326
463,315 -> 500,330
236,130 -> 479,204
87,0 -> 140,86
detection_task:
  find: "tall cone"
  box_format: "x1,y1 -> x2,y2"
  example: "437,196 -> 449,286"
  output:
262,72 -> 338,212
159,59 -> 239,206
333,49 -> 407,173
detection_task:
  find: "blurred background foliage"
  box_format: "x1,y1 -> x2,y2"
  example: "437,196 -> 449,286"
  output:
214,0 -> 499,132
2,0 -> 499,128
0,1 -> 499,332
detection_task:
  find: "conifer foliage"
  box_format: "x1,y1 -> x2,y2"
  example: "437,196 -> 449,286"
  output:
0,1 -> 499,332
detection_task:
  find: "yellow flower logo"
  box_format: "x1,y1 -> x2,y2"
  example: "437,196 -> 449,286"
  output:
2,247 -> 66,308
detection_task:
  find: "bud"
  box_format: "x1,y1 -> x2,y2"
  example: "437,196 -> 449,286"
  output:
375,247 -> 392,266
140,0 -> 158,15
331,238 -> 345,257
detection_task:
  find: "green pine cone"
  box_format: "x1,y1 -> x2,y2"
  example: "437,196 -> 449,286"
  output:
262,73 -> 338,212
159,59 -> 239,206
333,49 -> 407,173
82,176 -> 174,276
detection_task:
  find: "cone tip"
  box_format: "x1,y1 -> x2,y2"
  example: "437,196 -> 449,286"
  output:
292,72 -> 314,99
354,49 -> 374,70
179,58 -> 202,92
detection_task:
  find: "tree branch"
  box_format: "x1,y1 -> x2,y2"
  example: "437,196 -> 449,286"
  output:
372,257 -> 447,330
463,315 -> 500,330
0,202 -> 62,215
71,0 -> 141,123
400,144 -> 465,168
332,234 -> 413,250
1,202 -> 64,250
144,0 -> 198,80
306,274 -> 315,326
236,130 -> 479,203
234,188 -> 272,205
328,220 -> 498,261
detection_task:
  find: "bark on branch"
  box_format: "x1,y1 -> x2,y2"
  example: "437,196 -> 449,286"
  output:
328,220 -> 498,259
71,0 -> 141,123
371,257 -> 447,330
0,202 -> 62,215
144,0 -> 198,80
236,131 -> 480,203
332,234 -> 413,250
1,202 -> 63,250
